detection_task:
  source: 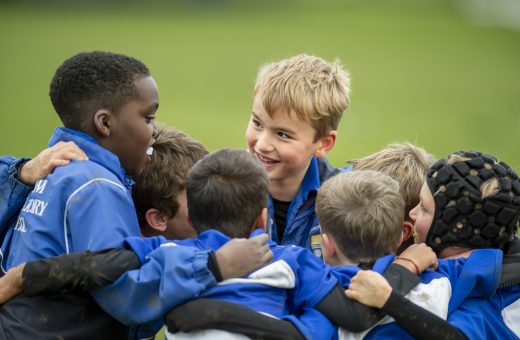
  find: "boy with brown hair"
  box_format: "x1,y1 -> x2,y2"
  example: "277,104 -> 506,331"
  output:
246,54 -> 351,249
132,124 -> 208,240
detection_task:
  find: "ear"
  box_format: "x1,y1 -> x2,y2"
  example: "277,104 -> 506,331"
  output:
186,214 -> 194,228
401,221 -> 414,242
144,208 -> 168,234
314,130 -> 337,158
250,208 -> 268,234
321,233 -> 336,258
93,109 -> 113,137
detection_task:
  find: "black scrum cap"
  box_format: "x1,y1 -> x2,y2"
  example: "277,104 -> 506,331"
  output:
425,151 -> 520,254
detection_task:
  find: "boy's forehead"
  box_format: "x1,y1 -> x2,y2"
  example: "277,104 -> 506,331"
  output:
253,99 -> 308,124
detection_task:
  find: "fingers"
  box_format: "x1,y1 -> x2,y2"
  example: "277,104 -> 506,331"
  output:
344,287 -> 358,300
52,142 -> 88,161
248,233 -> 273,263
19,142 -> 87,184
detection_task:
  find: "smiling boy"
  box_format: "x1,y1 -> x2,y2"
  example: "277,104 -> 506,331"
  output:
246,54 -> 351,248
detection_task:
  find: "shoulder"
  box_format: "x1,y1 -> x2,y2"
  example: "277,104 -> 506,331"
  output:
274,245 -> 325,269
317,157 -> 346,182
48,160 -> 125,194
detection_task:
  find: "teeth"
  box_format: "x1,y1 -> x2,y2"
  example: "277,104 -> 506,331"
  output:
257,154 -> 276,163
146,147 -> 154,156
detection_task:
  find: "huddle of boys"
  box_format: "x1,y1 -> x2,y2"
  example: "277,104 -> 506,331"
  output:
319,158 -> 518,339
0,52 -> 353,338
345,152 -> 520,339
0,52 -> 272,339
0,50 -> 519,339
0,52 -> 418,338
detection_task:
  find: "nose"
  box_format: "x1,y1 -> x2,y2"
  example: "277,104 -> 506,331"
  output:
255,132 -> 274,153
409,204 -> 418,221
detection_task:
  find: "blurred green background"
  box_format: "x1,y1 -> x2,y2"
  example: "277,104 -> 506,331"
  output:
1,0 -> 519,170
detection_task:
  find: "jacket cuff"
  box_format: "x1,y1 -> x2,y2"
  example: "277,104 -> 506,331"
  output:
7,157 -> 33,209
193,249 -> 218,287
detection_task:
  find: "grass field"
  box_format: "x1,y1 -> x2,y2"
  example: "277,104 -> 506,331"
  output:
0,0 -> 519,169
0,1 -> 518,337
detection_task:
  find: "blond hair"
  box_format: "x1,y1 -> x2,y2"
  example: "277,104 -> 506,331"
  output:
254,54 -> 351,140
317,170 -> 405,263
132,125 -> 208,228
349,143 -> 435,216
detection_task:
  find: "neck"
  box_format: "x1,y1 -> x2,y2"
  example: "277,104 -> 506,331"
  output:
439,246 -> 474,259
269,162 -> 311,202
327,252 -> 360,267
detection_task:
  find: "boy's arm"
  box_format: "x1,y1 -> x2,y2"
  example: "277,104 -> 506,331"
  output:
316,243 -> 436,331
346,270 -> 466,340
167,299 -> 305,340
0,248 -> 140,304
91,234 -> 272,331
0,156 -> 33,231
381,291 -> 466,340
0,144 -> 86,237
0,234 -> 271,304
316,263 -> 420,332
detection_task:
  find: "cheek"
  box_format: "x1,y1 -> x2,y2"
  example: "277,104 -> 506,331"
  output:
245,126 -> 256,145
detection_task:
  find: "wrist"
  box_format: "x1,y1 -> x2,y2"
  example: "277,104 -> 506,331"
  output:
207,251 -> 224,282
393,257 -> 421,275
16,160 -> 35,185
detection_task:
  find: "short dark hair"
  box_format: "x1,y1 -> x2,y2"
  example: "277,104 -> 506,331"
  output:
187,149 -> 268,238
49,51 -> 150,131
132,124 -> 208,229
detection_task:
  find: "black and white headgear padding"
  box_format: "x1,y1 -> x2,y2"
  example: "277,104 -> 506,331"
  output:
425,151 -> 520,254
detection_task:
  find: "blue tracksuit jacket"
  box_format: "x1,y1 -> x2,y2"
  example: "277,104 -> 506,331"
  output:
0,127 -> 216,339
333,250 -> 505,339
119,229 -> 339,339
269,156 -> 348,250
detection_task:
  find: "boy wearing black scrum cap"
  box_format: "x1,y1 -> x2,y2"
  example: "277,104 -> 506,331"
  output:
347,151 -> 520,339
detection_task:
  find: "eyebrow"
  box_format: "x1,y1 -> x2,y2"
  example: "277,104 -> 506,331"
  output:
251,112 -> 297,136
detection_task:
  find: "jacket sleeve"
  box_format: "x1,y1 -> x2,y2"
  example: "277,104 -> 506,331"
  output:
284,249 -> 338,338
0,156 -> 32,234
91,244 -> 216,332
65,179 -> 141,252
437,249 -> 502,314
381,290 -> 466,340
282,307 -> 337,340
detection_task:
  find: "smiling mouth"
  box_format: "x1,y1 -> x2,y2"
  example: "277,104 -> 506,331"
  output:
257,153 -> 279,164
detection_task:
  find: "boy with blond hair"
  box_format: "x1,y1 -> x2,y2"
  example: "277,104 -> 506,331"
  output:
311,142 -> 435,257
317,170 -> 504,338
348,142 -> 435,253
347,151 -> 520,339
246,54 -> 351,248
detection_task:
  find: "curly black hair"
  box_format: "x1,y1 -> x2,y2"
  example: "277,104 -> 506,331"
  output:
49,51 -> 150,131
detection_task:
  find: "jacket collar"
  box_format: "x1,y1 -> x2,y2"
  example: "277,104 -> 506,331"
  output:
48,127 -> 134,187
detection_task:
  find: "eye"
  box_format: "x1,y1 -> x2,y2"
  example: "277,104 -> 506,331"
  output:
277,131 -> 291,139
252,119 -> 262,128
145,116 -> 156,124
